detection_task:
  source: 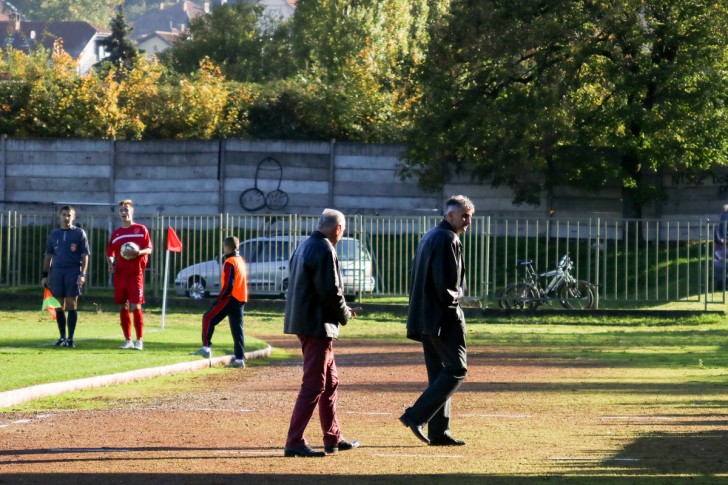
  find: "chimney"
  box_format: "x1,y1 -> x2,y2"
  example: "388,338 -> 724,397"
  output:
204,2 -> 210,13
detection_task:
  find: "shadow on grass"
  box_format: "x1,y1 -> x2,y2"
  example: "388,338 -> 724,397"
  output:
608,430 -> 728,475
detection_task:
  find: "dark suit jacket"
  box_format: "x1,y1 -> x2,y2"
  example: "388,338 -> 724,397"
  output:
284,231 -> 351,339
406,220 -> 465,341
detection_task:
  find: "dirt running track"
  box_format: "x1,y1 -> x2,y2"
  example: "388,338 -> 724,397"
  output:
1,335 -> 725,483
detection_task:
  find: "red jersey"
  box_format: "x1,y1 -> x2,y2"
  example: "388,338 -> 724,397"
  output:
106,223 -> 152,276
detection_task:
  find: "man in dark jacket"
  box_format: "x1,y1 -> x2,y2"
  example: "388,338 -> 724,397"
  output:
400,195 -> 475,446
283,209 -> 360,458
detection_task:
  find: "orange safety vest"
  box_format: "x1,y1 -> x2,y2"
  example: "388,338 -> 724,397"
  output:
221,255 -> 248,302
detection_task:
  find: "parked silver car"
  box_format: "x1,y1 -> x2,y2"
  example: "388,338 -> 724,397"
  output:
174,235 -> 375,298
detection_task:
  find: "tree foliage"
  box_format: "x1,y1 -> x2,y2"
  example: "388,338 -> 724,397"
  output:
9,0 -> 119,26
160,2 -> 276,83
160,0 -> 447,141
402,0 -> 728,216
0,44 -> 244,140
97,5 -> 139,71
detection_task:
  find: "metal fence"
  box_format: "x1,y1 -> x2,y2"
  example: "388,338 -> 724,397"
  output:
2,210 -> 726,309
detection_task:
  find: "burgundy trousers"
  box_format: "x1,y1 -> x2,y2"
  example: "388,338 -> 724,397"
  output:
285,335 -> 341,448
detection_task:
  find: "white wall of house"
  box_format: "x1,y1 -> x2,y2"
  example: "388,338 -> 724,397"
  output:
77,34 -> 109,74
138,36 -> 172,59
258,0 -> 295,22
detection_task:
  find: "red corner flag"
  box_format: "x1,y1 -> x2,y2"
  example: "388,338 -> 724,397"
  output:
167,227 -> 183,253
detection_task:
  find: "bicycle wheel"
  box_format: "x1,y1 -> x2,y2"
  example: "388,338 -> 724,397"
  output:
497,285 -> 512,309
502,283 -> 538,310
560,281 -> 594,310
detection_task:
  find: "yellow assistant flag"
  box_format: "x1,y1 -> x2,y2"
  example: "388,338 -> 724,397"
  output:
42,288 -> 61,320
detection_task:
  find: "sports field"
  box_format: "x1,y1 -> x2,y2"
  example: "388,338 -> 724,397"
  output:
1,301 -> 728,484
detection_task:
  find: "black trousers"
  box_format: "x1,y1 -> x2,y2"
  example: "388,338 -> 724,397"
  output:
406,322 -> 467,438
202,297 -> 245,360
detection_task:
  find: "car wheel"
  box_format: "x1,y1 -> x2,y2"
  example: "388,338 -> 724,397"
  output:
281,278 -> 289,299
187,277 -> 207,299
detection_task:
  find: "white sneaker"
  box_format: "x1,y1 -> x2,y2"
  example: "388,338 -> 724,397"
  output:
119,340 -> 134,350
133,340 -> 144,350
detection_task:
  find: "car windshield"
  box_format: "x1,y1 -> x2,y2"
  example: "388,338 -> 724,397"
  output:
338,238 -> 370,261
239,240 -> 292,263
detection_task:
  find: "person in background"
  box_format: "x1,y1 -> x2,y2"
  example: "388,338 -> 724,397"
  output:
714,204 -> 728,289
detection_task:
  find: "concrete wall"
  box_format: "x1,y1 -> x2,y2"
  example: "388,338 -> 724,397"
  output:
0,136 -> 724,221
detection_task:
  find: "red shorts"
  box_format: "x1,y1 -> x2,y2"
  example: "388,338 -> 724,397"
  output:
114,271 -> 145,305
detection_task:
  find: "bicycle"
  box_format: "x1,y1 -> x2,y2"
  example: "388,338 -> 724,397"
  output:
498,254 -> 595,310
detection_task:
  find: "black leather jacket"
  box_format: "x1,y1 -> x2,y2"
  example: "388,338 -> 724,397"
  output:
406,220 -> 465,341
284,231 -> 351,339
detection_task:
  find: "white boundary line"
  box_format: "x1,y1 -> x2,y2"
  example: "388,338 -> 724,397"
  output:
551,457 -> 641,462
0,346 -> 272,409
373,453 -> 465,458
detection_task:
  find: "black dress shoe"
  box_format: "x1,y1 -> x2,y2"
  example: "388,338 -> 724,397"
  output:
399,413 -> 430,444
324,439 -> 360,454
283,445 -> 327,457
429,435 -> 466,446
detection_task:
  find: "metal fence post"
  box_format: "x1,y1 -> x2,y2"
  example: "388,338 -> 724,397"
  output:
595,218 -> 601,309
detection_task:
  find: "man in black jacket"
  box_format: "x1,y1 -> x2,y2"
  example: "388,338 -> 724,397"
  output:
400,195 -> 475,446
283,209 -> 360,458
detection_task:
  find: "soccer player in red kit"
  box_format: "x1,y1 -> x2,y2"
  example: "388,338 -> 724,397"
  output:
106,200 -> 153,350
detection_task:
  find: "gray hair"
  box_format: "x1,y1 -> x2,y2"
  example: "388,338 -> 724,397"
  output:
318,208 -> 346,230
445,195 -> 475,214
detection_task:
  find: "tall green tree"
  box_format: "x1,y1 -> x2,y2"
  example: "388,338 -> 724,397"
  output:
279,0 -> 448,141
402,0 -> 728,217
97,5 -> 138,71
160,2 -> 276,83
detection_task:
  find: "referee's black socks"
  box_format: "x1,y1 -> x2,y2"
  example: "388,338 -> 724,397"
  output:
56,309 -> 67,339
68,310 -> 78,341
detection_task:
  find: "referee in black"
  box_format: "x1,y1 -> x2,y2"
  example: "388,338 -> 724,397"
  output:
41,205 -> 91,348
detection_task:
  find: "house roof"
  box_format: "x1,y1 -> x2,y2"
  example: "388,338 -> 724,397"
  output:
131,1 -> 204,39
0,0 -> 19,21
0,21 -> 109,58
137,30 -> 180,46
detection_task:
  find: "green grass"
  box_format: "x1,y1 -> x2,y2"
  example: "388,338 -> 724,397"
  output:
3,297 -> 728,403
0,306 -> 270,392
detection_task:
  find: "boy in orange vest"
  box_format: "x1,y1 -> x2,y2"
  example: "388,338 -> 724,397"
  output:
191,236 -> 248,367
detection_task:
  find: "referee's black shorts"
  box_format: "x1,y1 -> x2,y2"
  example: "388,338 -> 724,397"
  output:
50,269 -> 81,299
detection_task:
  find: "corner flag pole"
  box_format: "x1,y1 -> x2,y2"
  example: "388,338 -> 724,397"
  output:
162,227 -> 183,330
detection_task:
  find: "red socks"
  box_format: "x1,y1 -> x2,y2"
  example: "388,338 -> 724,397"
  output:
120,307 -> 132,340
133,308 -> 144,340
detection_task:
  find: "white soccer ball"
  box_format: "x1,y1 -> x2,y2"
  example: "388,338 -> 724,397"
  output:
121,242 -> 140,260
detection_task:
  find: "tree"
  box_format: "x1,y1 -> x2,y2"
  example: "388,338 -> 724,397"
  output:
402,0 -> 728,217
97,5 -> 138,72
17,42 -> 92,137
143,58 -> 236,140
0,46 -> 51,135
272,0 -> 448,141
161,2 -> 274,83
10,0 -> 118,26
